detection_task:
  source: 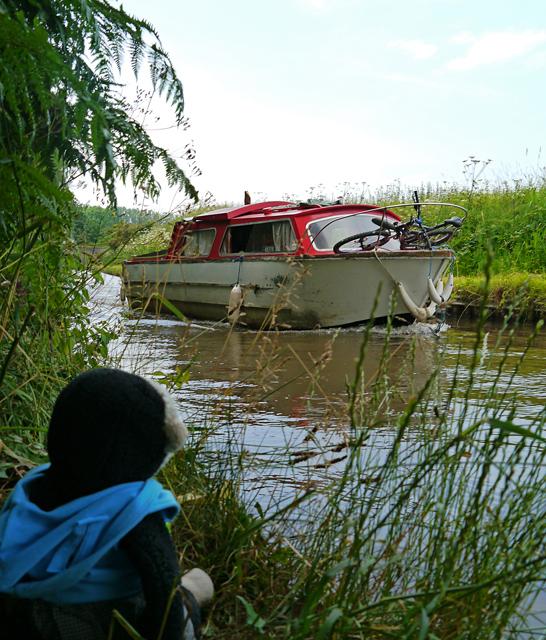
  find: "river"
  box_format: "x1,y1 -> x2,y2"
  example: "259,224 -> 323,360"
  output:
91,274 -> 546,499
91,274 -> 546,636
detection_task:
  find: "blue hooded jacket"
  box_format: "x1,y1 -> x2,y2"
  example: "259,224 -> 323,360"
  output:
0,464 -> 180,604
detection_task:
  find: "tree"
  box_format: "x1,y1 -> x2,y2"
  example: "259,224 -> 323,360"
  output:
0,0 -> 197,206
72,206 -> 157,244
0,0 -> 195,437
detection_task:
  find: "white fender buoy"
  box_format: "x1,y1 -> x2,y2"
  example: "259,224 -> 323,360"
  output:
427,273 -> 454,306
427,277 -> 445,305
227,284 -> 242,325
442,271 -> 454,303
398,273 -> 453,322
425,299 -> 438,317
425,280 -> 443,317
397,282 -> 431,322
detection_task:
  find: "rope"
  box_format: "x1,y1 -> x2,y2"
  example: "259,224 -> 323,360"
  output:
372,249 -> 399,283
428,246 -> 456,277
231,255 -> 243,286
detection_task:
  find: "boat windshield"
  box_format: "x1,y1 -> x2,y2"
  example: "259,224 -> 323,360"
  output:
307,214 -> 399,251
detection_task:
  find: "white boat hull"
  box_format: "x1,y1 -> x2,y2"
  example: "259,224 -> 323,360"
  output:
122,250 -> 453,329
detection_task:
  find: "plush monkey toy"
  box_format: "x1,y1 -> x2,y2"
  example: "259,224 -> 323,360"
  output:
0,368 -> 213,640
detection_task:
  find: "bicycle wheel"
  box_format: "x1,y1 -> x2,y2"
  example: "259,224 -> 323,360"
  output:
401,228 -> 456,250
427,228 -> 457,246
333,229 -> 391,254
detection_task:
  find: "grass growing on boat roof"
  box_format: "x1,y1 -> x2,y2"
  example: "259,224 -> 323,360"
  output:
138,272 -> 546,639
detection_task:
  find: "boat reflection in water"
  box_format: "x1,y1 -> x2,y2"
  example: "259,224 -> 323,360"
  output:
110,295 -> 546,503
114,308 -> 448,487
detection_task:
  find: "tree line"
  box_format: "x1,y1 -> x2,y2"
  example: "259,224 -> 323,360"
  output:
73,205 -> 161,245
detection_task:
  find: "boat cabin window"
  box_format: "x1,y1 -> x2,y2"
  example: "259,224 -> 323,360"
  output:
307,215 -> 394,251
180,228 -> 216,257
220,221 -> 297,255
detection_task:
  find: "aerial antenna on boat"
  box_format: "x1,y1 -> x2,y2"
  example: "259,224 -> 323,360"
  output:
244,191 -> 251,205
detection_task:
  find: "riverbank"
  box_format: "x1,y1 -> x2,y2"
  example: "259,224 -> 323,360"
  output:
448,272 -> 546,321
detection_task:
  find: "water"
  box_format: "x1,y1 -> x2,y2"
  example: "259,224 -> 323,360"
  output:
91,274 -> 546,495
91,274 -> 546,635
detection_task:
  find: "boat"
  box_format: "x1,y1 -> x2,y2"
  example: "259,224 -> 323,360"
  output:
121,198 -> 466,330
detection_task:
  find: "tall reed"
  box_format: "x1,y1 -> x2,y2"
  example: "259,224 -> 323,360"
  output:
138,269 -> 546,639
322,159 -> 545,278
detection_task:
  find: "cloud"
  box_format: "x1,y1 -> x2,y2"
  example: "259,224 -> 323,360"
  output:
449,31 -> 474,46
378,72 -> 496,98
526,50 -> 546,70
380,73 -> 450,90
447,29 -> 546,70
389,39 -> 438,60
301,0 -> 327,7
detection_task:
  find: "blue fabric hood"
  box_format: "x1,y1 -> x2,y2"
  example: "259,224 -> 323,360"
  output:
0,464 -> 180,604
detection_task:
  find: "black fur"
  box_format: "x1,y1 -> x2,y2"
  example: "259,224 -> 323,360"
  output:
40,369 -> 168,506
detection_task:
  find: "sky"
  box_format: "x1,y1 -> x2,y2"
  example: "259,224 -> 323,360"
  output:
83,0 -> 546,211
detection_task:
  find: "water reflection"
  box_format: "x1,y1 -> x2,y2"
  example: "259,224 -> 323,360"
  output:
441,320 -> 546,421
89,276 -> 544,525
90,275 -> 546,633
117,312 -> 445,446
92,275 -> 546,450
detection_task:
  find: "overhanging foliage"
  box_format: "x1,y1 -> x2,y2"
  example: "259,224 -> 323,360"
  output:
0,0 -> 196,205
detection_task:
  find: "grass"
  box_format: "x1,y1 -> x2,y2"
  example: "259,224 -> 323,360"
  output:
453,273 -> 546,319
125,273 -> 546,639
4,164 -> 546,638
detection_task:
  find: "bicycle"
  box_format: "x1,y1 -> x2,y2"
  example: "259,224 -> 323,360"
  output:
332,198 -> 467,254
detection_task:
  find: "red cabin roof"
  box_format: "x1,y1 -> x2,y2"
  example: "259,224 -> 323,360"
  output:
128,201 -> 402,263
